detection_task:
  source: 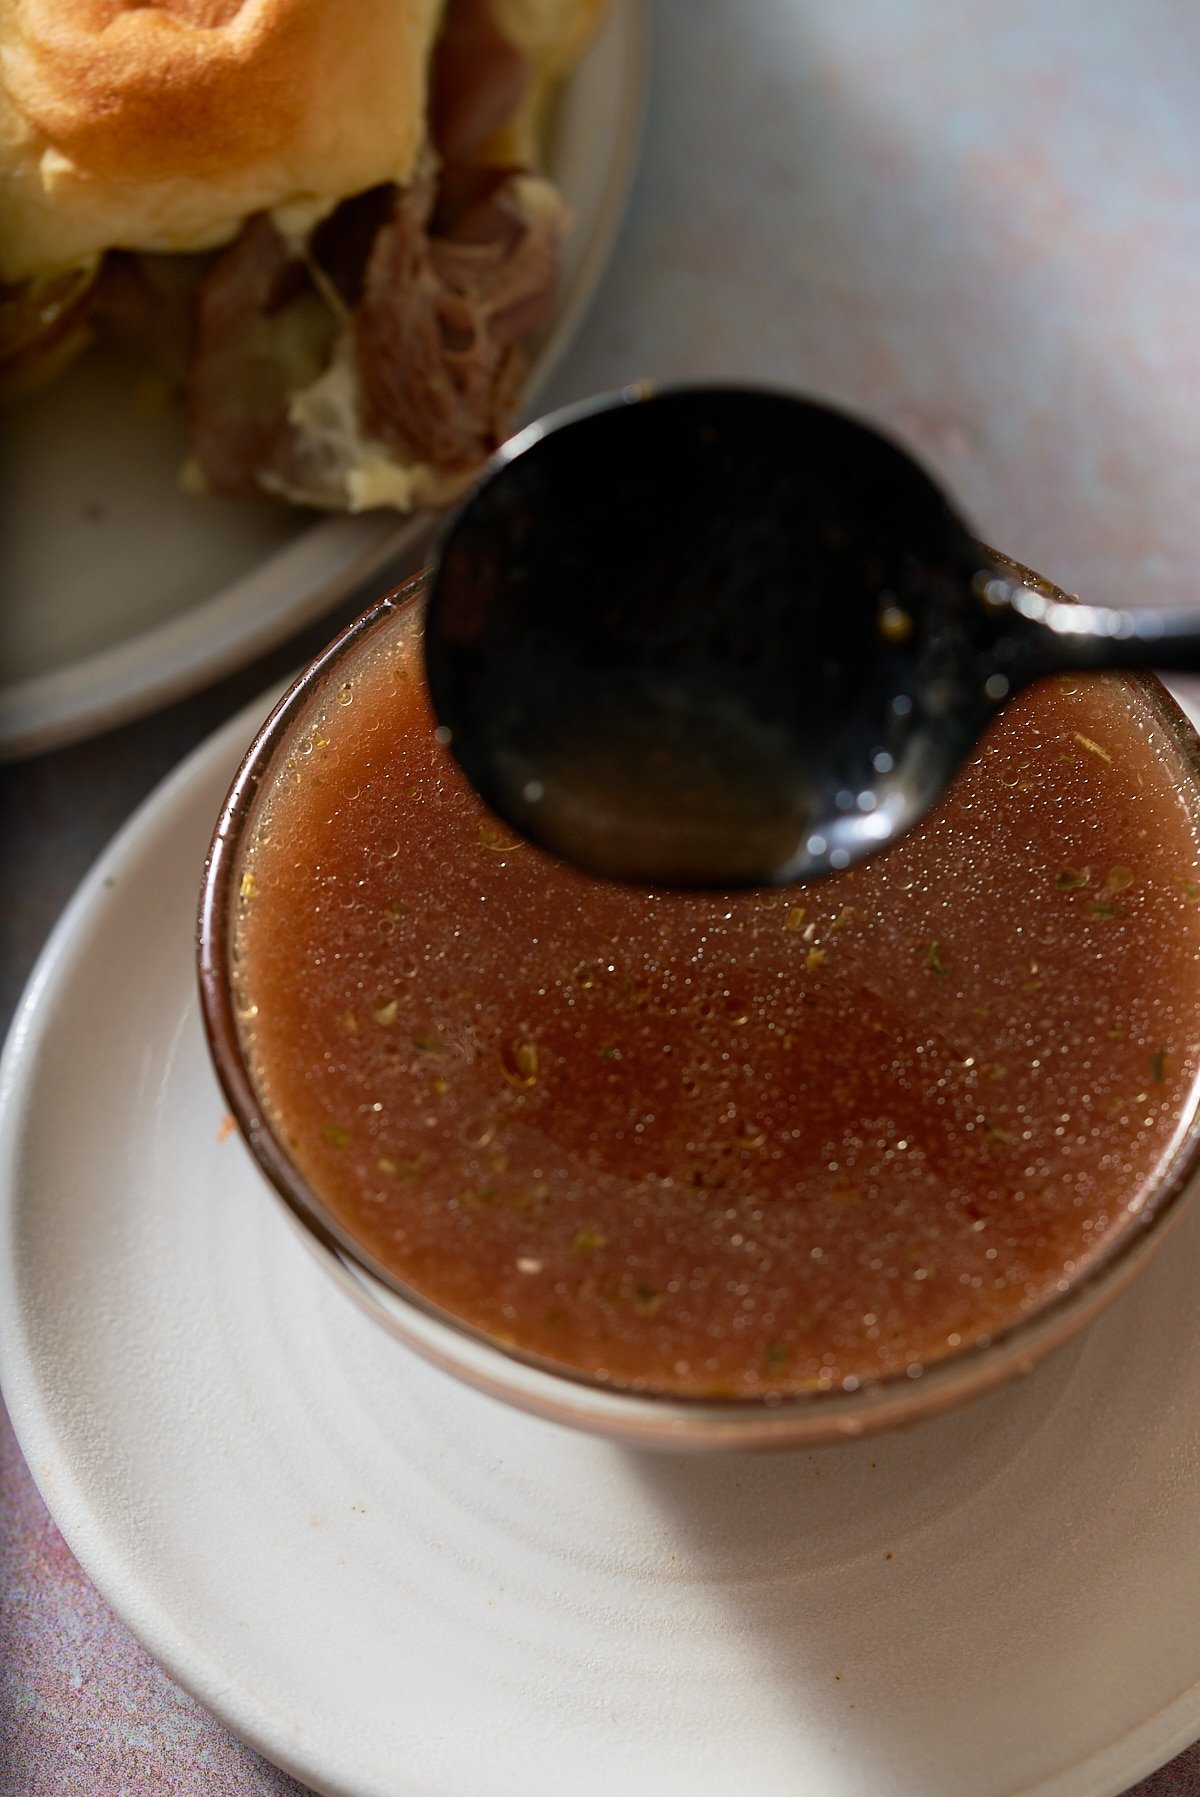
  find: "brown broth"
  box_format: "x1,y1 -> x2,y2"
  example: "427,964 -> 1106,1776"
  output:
232,602 -> 1200,1397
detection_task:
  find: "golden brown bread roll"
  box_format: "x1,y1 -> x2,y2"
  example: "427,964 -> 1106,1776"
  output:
0,0 -> 443,282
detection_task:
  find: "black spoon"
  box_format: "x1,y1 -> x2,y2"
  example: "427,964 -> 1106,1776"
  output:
424,384 -> 1200,888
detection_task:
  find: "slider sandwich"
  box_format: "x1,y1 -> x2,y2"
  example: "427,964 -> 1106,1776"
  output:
0,0 -> 606,510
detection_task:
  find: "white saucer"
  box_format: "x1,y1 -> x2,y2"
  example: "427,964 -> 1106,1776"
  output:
0,0 -> 645,763
6,688 -> 1200,1797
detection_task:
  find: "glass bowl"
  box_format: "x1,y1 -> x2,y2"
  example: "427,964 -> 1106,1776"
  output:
198,570 -> 1200,1449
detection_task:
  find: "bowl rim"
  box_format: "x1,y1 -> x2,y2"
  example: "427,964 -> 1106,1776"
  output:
197,569 -> 1200,1448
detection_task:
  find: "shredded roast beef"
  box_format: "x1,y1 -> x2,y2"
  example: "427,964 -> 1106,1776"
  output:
186,155 -> 565,505
429,0 -> 531,163
182,0 -> 569,508
308,184 -> 399,309
187,213 -> 336,499
1,251 -> 205,402
352,163 -> 563,474
89,251 -> 213,386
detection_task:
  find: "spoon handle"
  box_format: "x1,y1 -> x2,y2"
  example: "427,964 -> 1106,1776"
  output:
1004,585 -> 1200,676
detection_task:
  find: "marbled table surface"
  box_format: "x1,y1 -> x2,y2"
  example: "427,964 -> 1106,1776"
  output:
5,2 -> 1200,1790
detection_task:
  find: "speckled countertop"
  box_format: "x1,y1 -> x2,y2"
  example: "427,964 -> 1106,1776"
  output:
5,2 -> 1200,1790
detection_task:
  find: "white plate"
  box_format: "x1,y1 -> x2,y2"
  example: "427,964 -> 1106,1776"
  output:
5,692 -> 1200,1796
0,0 -> 646,763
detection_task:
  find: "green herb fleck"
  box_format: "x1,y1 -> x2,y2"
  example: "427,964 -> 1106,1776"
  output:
922,940 -> 950,978
1087,901 -> 1123,921
571,1227 -> 606,1255
1151,1048 -> 1169,1083
763,1341 -> 791,1374
1055,866 -> 1091,891
379,1157 -> 422,1181
322,1123 -> 352,1150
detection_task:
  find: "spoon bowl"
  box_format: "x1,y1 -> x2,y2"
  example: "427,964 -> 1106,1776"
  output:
424,385 -> 1200,887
